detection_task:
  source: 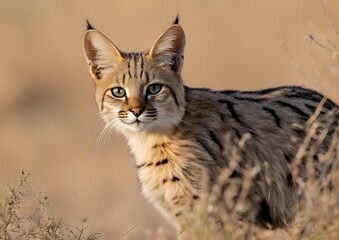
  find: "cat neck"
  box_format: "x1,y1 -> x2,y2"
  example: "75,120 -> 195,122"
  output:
123,131 -> 173,165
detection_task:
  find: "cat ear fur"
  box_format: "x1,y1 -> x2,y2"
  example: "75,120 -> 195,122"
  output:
83,29 -> 123,81
149,25 -> 185,72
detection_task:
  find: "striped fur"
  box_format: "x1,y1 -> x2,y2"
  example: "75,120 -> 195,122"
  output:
83,20 -> 338,236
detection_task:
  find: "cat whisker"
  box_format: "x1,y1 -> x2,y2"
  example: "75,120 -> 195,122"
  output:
96,118 -> 120,152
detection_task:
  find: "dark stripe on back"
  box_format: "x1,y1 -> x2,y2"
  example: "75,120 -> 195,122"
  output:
218,99 -> 257,137
293,128 -> 306,138
285,92 -> 321,103
304,103 -> 317,113
197,139 -> 219,161
275,100 -> 309,120
209,131 -> 224,150
220,90 -> 239,95
218,99 -> 243,123
304,103 -> 327,115
233,96 -> 266,103
285,89 -> 337,110
262,107 -> 281,128
241,86 -> 290,95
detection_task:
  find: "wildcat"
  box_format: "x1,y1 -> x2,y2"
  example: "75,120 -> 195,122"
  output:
83,18 -> 338,237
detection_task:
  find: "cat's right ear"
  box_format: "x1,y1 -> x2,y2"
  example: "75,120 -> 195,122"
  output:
83,26 -> 123,81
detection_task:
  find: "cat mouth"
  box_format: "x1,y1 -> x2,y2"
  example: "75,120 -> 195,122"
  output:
125,119 -> 142,126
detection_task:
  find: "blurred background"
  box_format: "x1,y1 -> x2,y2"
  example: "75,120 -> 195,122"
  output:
0,0 -> 338,239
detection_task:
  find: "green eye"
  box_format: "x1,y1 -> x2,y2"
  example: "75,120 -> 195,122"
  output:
111,87 -> 125,98
147,84 -> 163,95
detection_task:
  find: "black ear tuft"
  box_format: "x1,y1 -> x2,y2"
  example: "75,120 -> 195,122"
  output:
172,14 -> 179,25
86,19 -> 94,30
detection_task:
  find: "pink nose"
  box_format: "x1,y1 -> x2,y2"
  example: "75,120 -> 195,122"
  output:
130,107 -> 144,117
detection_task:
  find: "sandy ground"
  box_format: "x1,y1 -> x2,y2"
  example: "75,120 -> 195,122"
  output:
0,0 -> 338,239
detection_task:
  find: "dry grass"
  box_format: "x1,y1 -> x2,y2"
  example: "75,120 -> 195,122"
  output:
0,171 -> 102,240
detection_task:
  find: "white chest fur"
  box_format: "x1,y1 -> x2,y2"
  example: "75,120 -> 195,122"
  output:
124,132 -> 199,228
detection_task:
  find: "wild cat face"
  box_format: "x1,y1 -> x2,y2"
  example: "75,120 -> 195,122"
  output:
83,22 -> 186,134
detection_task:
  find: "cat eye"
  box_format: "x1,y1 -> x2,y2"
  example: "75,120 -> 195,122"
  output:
147,84 -> 163,95
111,87 -> 126,98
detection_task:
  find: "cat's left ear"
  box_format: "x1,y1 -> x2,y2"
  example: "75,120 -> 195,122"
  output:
149,25 -> 185,72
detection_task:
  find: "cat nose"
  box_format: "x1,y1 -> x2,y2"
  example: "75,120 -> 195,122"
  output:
130,107 -> 144,117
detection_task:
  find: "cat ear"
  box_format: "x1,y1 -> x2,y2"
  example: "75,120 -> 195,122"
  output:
83,28 -> 123,81
149,25 -> 185,72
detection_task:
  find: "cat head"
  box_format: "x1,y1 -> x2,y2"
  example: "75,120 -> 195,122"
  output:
83,19 -> 186,134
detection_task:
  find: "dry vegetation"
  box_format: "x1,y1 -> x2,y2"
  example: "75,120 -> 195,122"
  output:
0,171 -> 102,240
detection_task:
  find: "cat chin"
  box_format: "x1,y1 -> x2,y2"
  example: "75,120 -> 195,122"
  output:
118,120 -> 175,134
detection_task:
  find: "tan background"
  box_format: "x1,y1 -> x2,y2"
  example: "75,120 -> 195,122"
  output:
0,0 -> 338,239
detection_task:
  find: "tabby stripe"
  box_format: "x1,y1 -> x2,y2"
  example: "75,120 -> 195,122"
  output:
209,131 -> 223,150
218,100 -> 242,123
287,173 -> 294,186
293,128 -> 305,138
233,96 -> 265,103
193,195 -> 200,200
229,169 -> 241,178
285,93 -> 321,103
304,103 -> 316,113
156,159 -> 168,166
100,89 -> 110,111
168,87 -> 180,107
139,53 -> 144,78
220,90 -> 238,95
172,176 -> 180,182
275,101 -> 309,120
152,143 -> 168,149
218,113 -> 241,138
134,53 -> 139,78
286,92 -> 336,110
218,99 -> 253,131
284,153 -> 292,163
127,53 -> 132,78
241,86 -> 290,95
175,212 -> 182,217
145,72 -> 149,82
219,113 -> 225,122
262,107 -> 281,128
304,103 -> 327,114
122,73 -> 126,84
136,162 -> 153,168
197,139 -> 218,161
